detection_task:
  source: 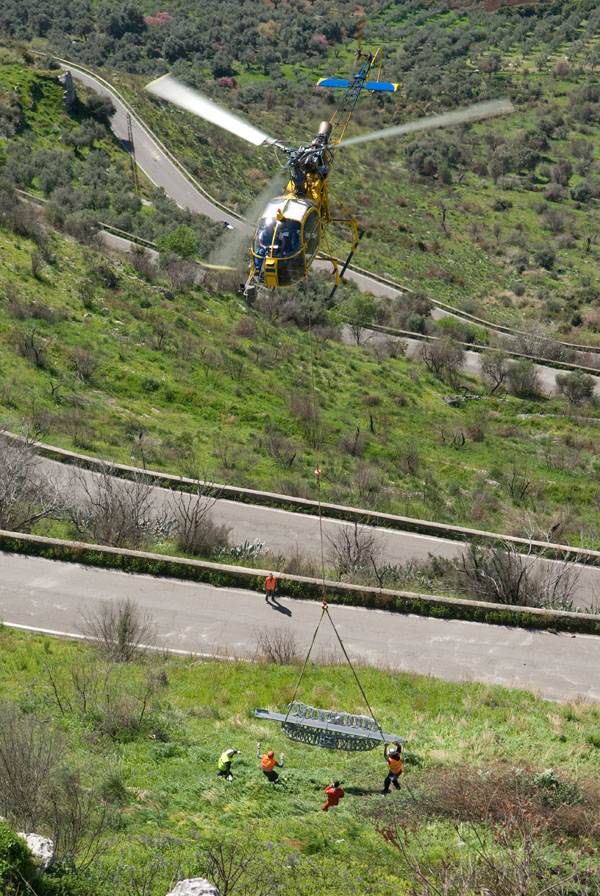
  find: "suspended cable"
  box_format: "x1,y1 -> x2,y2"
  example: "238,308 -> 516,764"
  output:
305,273 -> 326,600
280,275 -> 384,741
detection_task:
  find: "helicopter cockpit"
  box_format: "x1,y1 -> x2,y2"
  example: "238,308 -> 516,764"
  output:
252,197 -> 321,288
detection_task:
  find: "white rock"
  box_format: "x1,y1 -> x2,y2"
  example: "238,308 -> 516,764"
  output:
18,833 -> 55,870
165,879 -> 220,896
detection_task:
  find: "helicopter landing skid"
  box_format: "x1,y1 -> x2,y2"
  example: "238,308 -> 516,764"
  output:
242,272 -> 263,304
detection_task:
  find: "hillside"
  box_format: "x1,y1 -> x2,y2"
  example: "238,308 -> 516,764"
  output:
1,46 -> 600,555
12,0 -> 599,343
0,627 -> 598,896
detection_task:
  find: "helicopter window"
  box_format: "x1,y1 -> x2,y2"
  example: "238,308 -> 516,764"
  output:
272,218 -> 302,258
254,217 -> 276,254
284,199 -> 315,220
303,208 -> 320,261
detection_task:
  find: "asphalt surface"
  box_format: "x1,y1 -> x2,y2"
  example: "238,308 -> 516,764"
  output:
65,67 -> 238,225
38,456 -> 600,611
2,552 -> 598,703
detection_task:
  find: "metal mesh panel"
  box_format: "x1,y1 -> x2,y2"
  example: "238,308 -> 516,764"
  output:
281,721 -> 382,751
281,702 -> 384,751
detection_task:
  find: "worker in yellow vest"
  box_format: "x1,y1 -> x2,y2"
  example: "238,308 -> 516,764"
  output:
382,743 -> 402,794
257,741 -> 284,782
217,748 -> 240,781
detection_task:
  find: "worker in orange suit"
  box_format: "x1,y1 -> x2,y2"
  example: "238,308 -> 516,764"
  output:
322,780 -> 345,811
382,743 -> 402,794
264,572 -> 277,602
257,742 -> 284,782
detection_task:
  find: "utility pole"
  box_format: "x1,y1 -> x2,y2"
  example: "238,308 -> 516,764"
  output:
126,113 -> 139,194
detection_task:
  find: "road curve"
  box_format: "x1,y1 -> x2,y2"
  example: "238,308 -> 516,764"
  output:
65,66 -> 238,226
1,553 -> 598,703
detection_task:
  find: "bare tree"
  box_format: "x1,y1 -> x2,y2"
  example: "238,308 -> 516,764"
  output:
0,430 -> 66,532
263,430 -> 297,469
78,598 -> 158,662
0,704 -> 65,831
14,325 -> 50,369
479,350 -> 510,394
204,841 -> 276,896
454,541 -> 581,609
255,626 -> 300,665
168,487 -> 231,557
46,766 -> 114,871
326,521 -> 382,579
68,463 -> 167,549
0,704 -> 114,869
419,338 -> 464,386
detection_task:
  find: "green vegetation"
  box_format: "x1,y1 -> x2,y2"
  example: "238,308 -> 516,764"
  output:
0,626 -> 598,895
1,175 -> 600,548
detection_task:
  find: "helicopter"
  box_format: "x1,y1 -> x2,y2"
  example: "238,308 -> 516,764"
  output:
146,48 -> 512,301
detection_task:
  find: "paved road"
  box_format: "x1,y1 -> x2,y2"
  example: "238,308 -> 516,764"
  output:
65,67 -> 238,225
345,326 -> 600,398
1,553 -> 598,703
39,456 -> 600,611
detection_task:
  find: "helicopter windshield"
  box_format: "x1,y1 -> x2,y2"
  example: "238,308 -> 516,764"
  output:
253,196 -> 321,287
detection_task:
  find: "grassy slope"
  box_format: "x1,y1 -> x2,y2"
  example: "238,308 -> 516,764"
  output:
2,211 -> 600,548
2,626 -> 599,894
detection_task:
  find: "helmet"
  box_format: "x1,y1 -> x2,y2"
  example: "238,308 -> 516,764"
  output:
226,749 -> 235,756
267,750 -> 275,758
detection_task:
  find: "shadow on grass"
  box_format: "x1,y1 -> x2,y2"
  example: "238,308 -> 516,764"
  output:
343,785 -> 383,796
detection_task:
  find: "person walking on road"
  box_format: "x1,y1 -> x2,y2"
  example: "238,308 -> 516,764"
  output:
382,743 -> 402,794
257,742 -> 284,782
217,748 -> 240,781
322,780 -> 345,811
264,572 -> 277,602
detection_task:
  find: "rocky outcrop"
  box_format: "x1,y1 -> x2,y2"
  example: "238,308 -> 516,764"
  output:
165,880 -> 220,896
17,832 -> 55,870
58,70 -> 77,111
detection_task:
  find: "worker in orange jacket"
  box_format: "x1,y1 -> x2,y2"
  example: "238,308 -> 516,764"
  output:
257,741 -> 284,782
382,743 -> 402,794
264,572 -> 277,602
322,780 -> 344,811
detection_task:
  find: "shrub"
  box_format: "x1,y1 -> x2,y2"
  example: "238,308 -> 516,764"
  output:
0,822 -> 38,896
555,370 -> 595,405
508,358 -> 541,398
78,598 -> 157,662
533,245 -> 556,270
255,627 -> 300,665
0,704 -> 65,831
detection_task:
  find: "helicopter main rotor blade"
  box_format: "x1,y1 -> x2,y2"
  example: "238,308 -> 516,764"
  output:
146,74 -> 283,148
207,170 -> 289,269
340,98 -> 513,147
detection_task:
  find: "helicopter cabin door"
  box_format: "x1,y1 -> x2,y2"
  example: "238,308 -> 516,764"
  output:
252,198 -> 321,288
